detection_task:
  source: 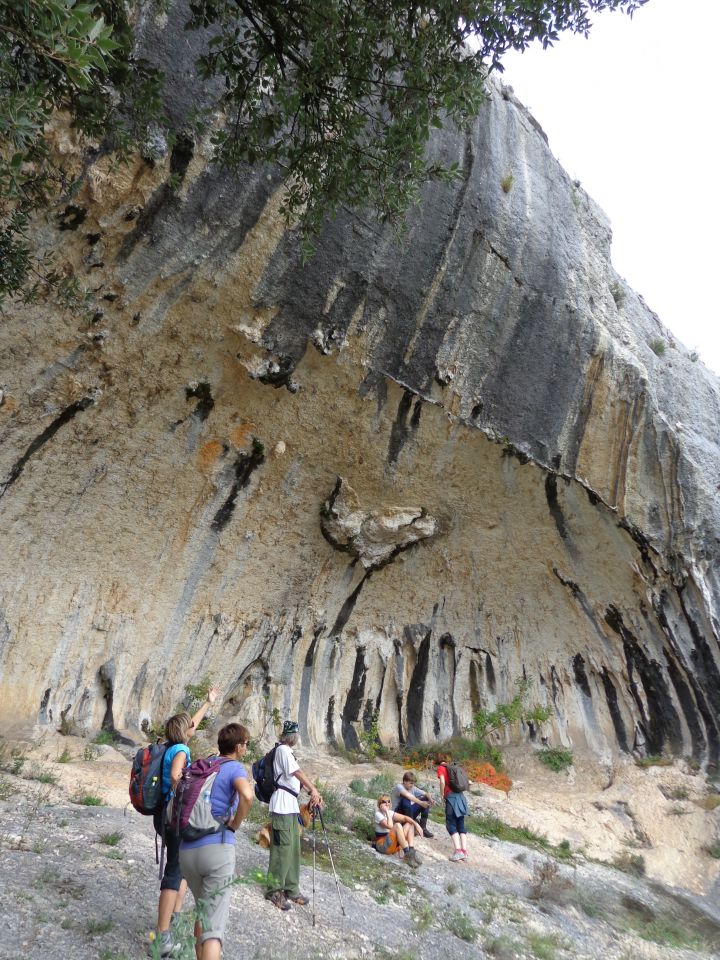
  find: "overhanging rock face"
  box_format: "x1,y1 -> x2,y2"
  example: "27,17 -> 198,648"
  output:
1,18 -> 719,763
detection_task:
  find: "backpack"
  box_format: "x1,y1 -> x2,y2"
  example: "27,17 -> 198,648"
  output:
251,744 -> 300,804
166,755 -> 232,842
252,745 -> 279,803
129,741 -> 167,815
446,761 -> 470,793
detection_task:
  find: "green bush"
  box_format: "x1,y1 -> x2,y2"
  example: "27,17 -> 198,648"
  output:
93,730 -> 116,746
315,781 -> 345,825
612,851 -> 645,877
75,793 -> 103,806
99,831 -> 122,846
538,748 -> 573,772
650,338 -> 667,357
445,910 -> 478,942
56,747 -> 72,764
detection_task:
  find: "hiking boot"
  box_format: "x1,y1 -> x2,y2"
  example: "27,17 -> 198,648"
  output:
267,890 -> 291,911
285,892 -> 310,905
407,848 -> 422,868
449,850 -> 465,862
422,827 -> 434,839
148,931 -> 178,958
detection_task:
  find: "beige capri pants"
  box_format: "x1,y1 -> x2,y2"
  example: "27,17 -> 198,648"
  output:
179,842 -> 235,944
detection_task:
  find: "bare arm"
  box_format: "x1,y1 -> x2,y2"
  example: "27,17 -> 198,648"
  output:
188,685 -> 220,734
292,767 -> 322,807
227,777 -> 253,831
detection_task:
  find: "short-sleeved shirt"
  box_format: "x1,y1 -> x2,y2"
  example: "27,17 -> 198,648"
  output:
268,744 -> 300,815
374,807 -> 394,835
180,759 -> 247,849
437,763 -> 452,799
163,743 -> 191,799
391,782 -> 425,808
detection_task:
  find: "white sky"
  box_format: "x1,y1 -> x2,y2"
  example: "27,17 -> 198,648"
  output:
499,0 -> 720,375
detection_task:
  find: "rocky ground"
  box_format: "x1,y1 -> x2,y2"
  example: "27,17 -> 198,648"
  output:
1,734 -> 720,960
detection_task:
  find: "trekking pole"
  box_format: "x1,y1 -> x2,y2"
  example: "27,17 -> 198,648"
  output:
317,807 -> 346,917
312,806 -> 317,928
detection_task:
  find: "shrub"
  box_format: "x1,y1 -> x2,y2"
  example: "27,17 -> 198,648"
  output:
359,710 -> 382,760
349,778 -> 368,796
411,901 -> 434,932
501,173 -> 514,193
83,744 -> 100,762
350,815 -> 375,842
99,831 -> 122,846
75,793 -> 104,806
527,932 -> 565,960
702,841 -> 720,859
467,760 -> 512,793
635,755 -> 672,768
538,748 -> 573,773
367,772 -> 396,795
444,909 -> 478,942
485,935 -> 524,959
0,776 -> 12,800
315,781 -> 345,825
93,730 -> 116,746
56,748 -> 72,764
649,338 -> 666,357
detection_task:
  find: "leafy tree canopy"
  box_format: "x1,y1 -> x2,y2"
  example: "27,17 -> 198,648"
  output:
0,0 -> 646,304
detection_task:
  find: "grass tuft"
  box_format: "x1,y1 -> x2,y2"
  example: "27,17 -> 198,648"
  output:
444,909 -> 478,942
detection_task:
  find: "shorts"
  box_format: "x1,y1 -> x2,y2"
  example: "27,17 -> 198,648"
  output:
445,800 -> 466,837
179,842 -> 235,944
374,832 -> 399,855
154,810 -> 182,892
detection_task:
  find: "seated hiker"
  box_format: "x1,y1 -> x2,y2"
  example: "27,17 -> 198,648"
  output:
152,687 -> 219,958
373,794 -> 422,866
392,770 -> 435,838
178,722 -> 253,960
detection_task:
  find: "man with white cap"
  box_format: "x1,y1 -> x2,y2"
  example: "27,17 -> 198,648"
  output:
265,720 -> 323,911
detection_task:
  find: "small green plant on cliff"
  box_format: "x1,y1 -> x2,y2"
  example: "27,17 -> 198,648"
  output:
650,338 -> 667,357
501,172 -> 514,193
471,678 -> 552,761
444,910 -> 478,942
702,841 -> 720,859
538,747 -> 573,772
610,281 -> 625,306
93,729 -> 116,746
612,851 -> 646,877
56,747 -> 72,764
359,710 -> 382,760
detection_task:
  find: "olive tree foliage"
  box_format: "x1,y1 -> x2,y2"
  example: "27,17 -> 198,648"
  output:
0,0 -> 646,305
0,0 -> 162,306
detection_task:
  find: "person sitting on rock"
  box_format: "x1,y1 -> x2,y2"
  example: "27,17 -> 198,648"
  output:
373,794 -> 422,867
392,771 -> 435,838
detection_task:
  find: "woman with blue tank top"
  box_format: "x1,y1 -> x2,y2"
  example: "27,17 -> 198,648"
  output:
150,687 -> 219,958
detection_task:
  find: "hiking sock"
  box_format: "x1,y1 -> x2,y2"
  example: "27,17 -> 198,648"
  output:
403,847 -> 410,854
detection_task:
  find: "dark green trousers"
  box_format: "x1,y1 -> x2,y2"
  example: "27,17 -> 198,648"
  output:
266,812 -> 300,896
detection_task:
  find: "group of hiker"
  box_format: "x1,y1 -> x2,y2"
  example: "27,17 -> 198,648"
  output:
131,692 -> 470,958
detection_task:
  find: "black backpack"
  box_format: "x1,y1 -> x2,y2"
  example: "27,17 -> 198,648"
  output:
446,761 -> 470,793
251,744 -> 300,803
252,745 -> 279,803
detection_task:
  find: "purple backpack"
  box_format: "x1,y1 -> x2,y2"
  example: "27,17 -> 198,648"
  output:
166,756 -> 232,841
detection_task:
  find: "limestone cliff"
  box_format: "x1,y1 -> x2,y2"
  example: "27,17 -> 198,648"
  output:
1,11 -> 719,765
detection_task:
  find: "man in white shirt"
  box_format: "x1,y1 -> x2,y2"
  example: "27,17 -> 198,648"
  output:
265,720 -> 323,911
